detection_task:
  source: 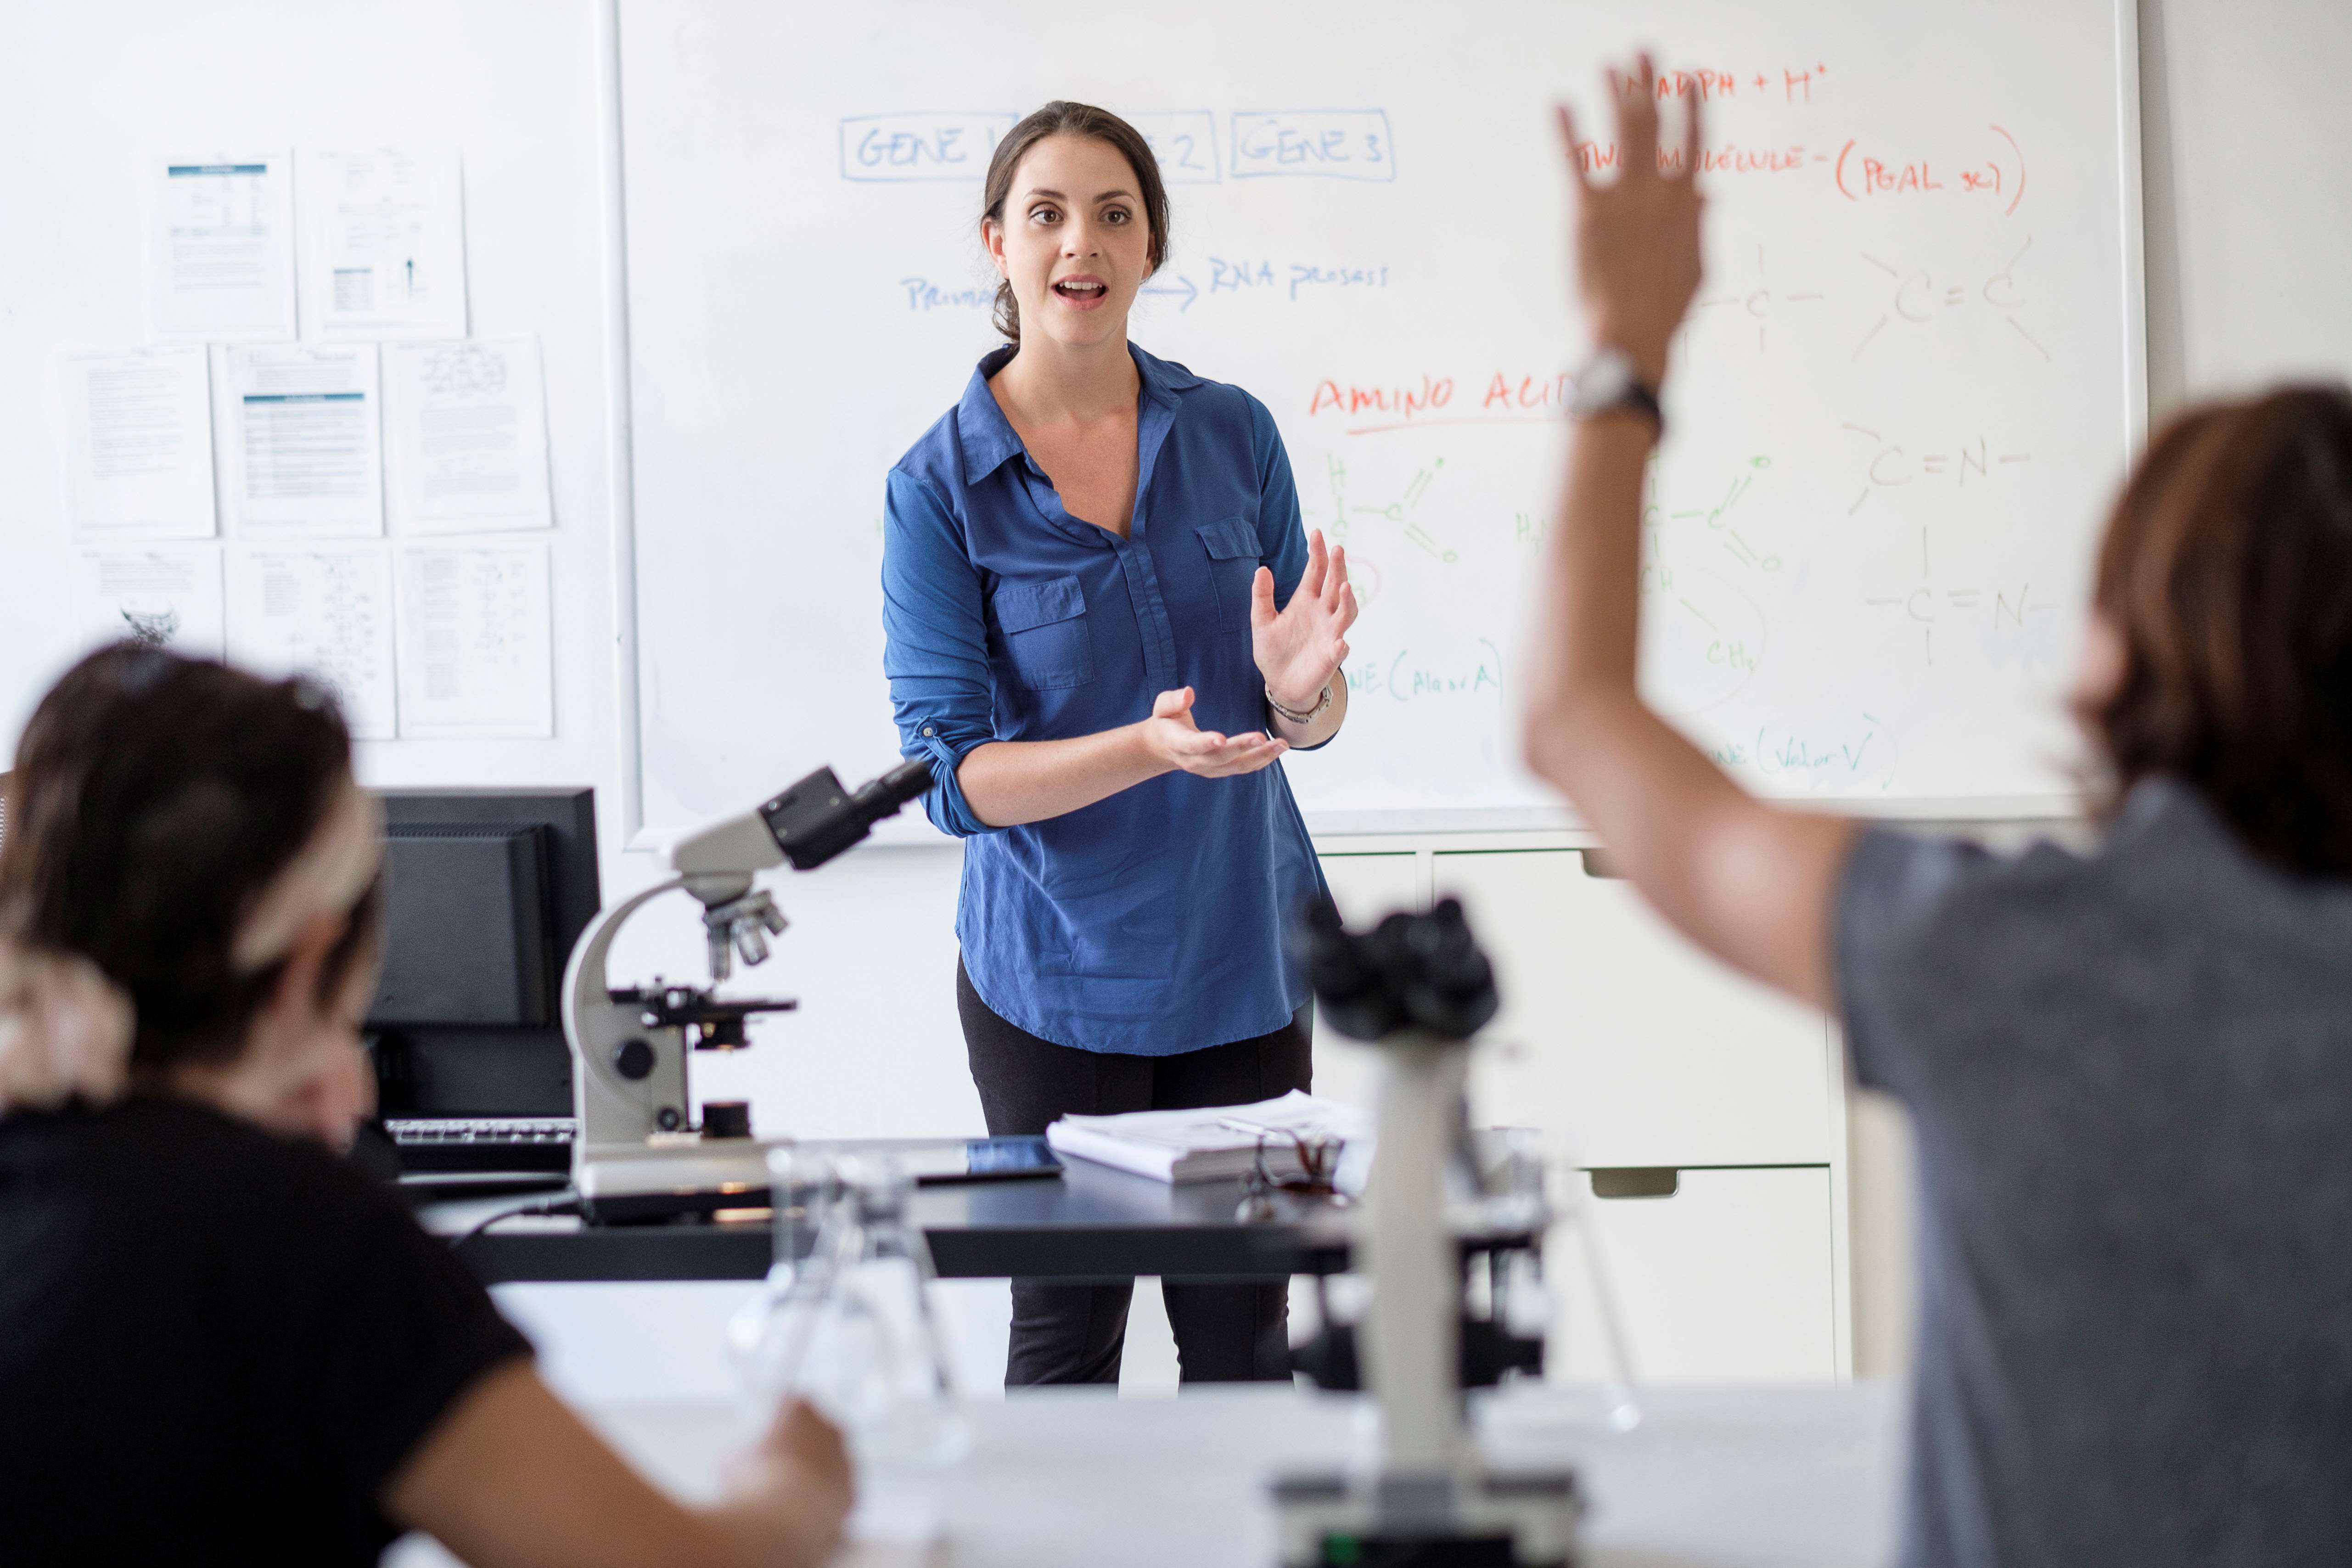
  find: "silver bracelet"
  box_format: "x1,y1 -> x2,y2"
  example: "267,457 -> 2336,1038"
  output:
1265,682 -> 1332,725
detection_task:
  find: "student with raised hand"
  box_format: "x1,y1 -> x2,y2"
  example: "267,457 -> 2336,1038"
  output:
0,645 -> 850,1568
1527,55 -> 2352,1568
882,101 -> 1358,1386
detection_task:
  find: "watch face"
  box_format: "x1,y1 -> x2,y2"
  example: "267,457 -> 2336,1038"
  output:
1573,352 -> 1635,416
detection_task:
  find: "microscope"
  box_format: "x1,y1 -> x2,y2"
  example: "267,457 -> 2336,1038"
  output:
1275,899 -> 1586,1568
562,758 -> 933,1220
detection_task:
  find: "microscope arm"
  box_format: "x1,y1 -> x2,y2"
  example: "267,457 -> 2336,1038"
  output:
564,876 -> 693,1146
561,758 -> 936,1149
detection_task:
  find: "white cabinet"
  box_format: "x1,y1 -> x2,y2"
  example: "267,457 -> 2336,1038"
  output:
1547,1166 -> 1838,1384
1435,850 -> 1836,1170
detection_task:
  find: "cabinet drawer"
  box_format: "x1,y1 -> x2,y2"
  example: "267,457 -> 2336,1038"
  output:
1548,1165 -> 1836,1384
1437,850 -> 1833,1168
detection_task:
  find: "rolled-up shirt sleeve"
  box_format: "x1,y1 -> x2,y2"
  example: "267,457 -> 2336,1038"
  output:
881,466 -> 1000,838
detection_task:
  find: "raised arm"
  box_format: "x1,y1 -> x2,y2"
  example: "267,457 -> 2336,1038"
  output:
1519,58 -> 1857,1010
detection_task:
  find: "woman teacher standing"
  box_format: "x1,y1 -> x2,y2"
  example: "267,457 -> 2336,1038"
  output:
881,102 -> 1357,1387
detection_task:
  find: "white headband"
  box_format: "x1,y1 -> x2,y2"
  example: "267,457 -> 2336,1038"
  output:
0,778 -> 384,1116
229,778 -> 385,974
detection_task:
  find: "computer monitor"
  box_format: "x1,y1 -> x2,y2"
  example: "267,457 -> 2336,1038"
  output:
367,788 -> 598,1165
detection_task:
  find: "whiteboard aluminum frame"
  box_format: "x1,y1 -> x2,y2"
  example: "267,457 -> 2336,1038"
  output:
598,0 -> 2151,848
596,0 -> 653,849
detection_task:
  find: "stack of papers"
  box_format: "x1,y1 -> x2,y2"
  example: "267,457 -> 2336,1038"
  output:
1044,1090 -> 1370,1185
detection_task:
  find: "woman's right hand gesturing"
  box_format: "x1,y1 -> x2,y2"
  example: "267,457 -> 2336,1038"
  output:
1140,686 -> 1289,777
956,685 -> 1288,828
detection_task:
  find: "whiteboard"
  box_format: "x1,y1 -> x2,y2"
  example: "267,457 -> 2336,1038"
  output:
615,0 -> 2142,837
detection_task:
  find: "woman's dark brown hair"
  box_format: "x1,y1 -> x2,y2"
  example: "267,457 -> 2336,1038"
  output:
0,644 -> 380,1071
2088,385 -> 2352,875
980,101 -> 1170,345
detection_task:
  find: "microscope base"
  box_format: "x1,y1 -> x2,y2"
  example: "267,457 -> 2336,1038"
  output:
1271,1466 -> 1583,1568
573,1137 -> 776,1223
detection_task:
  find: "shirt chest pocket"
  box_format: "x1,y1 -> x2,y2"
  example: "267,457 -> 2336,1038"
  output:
991,574 -> 1095,691
1197,519 -> 1261,635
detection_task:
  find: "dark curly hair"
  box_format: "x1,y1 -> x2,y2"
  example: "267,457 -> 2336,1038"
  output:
0,644 -> 381,1072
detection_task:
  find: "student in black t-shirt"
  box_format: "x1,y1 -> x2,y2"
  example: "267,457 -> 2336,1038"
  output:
0,645 -> 850,1568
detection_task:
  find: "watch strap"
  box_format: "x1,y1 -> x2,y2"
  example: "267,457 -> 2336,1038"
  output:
1572,350 -> 1665,436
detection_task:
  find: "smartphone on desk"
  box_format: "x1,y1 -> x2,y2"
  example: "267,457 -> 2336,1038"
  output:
902,1135 -> 1063,1185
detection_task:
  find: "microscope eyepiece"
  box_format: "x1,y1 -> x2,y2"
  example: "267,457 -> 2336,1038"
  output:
758,757 -> 937,871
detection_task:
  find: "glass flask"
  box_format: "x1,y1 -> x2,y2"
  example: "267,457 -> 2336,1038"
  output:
729,1149 -> 970,1541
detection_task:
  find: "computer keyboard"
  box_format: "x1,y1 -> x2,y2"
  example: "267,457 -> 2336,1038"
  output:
385,1116 -> 576,1172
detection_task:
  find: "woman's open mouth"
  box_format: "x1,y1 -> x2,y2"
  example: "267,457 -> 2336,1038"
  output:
1052,276 -> 1109,309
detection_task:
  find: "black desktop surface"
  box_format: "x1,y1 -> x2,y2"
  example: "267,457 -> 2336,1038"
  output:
435,1151 -> 1336,1285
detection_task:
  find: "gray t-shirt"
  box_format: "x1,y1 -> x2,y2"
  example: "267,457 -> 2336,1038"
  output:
1838,777 -> 2352,1568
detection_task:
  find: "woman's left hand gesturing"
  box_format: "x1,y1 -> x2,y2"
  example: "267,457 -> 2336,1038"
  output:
1252,529 -> 1357,712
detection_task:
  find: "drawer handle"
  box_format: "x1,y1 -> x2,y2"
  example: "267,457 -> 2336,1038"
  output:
1589,1167 -> 1678,1199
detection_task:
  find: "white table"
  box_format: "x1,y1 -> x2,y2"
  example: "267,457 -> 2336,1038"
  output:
390,1383 -> 1903,1567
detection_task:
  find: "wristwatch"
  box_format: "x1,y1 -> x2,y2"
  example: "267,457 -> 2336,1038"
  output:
1266,682 -> 1333,725
1569,346 -> 1664,436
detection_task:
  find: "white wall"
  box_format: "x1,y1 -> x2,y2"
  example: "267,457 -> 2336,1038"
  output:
2138,0 -> 2352,408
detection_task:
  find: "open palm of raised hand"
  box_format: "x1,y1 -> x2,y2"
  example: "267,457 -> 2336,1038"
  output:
1559,53 -> 1706,384
1251,529 -> 1358,711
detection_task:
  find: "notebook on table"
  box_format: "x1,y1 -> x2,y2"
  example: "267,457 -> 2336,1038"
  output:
1044,1090 -> 1370,1185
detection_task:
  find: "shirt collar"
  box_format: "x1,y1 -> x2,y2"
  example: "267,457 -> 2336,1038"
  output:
954,341 -> 1203,486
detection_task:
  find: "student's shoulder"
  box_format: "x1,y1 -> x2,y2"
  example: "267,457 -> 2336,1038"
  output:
57,1096 -> 410,1238
1839,824 -> 2093,964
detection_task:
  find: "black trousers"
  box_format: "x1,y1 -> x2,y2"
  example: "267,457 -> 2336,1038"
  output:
957,957 -> 1312,1388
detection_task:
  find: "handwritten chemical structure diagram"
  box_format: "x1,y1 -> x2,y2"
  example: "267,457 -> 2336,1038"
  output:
1851,236 -> 2046,362
1843,423 -> 2033,515
1691,247 -> 1828,354
1861,525 -> 2056,667
1650,454 -> 1783,574
1318,452 -> 1455,562
1642,563 -> 1768,714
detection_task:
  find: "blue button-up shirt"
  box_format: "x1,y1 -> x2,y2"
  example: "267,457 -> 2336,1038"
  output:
882,344 -> 1329,1055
